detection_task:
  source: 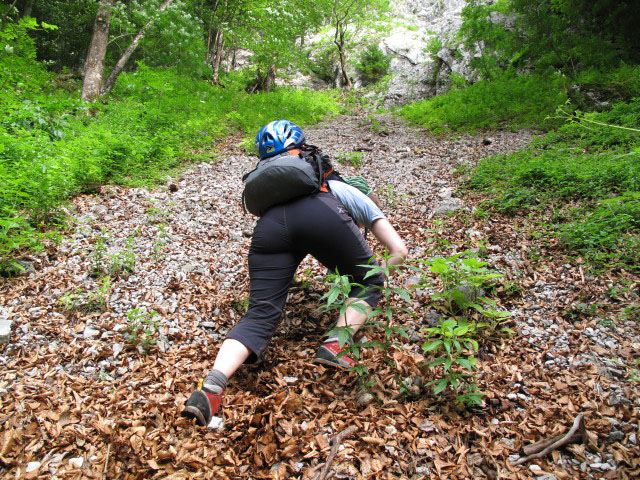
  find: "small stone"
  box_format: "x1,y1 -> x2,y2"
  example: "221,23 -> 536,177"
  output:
207,416 -> 224,431
200,321 -> 216,328
609,430 -> 625,442
418,419 -> 437,433
0,320 -> 13,344
590,462 -> 612,471
415,466 -> 430,474
83,325 -> 100,339
508,454 -> 521,463
294,462 -> 305,472
283,376 -> 298,384
26,461 -> 41,473
529,464 -> 543,475
628,433 -> 637,445
536,475 -> 557,480
357,392 -> 375,405
91,205 -> 108,216
69,457 -> 84,468
112,343 -> 123,357
501,437 -> 515,449
157,335 -> 170,353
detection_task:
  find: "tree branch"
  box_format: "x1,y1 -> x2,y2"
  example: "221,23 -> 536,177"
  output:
512,414 -> 586,466
313,425 -> 358,480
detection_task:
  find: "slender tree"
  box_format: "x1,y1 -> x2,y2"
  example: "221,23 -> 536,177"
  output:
101,0 -> 176,95
81,0 -> 114,101
328,0 -> 390,89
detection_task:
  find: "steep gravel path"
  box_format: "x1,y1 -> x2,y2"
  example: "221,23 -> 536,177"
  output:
1,114 -> 638,479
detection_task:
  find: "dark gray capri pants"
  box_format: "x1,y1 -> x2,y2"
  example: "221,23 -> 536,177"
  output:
226,192 -> 384,361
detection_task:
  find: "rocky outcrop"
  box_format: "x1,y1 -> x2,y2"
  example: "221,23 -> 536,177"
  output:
381,0 -> 477,107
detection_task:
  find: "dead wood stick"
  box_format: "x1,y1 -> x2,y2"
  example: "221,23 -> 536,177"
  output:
314,425 -> 358,480
522,432 -> 583,456
102,443 -> 111,480
512,414 -> 585,466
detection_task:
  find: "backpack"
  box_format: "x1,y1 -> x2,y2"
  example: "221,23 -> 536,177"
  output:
242,145 -> 342,217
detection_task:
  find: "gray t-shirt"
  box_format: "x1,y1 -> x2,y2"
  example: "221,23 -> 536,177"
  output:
328,180 -> 385,229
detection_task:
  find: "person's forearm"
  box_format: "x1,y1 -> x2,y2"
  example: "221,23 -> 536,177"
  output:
370,218 -> 408,273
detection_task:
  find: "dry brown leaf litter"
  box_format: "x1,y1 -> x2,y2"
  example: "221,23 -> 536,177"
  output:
0,114 -> 638,479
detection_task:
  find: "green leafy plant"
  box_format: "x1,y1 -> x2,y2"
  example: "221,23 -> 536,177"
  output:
152,223 -> 168,262
90,230 -> 109,277
87,276 -> 111,313
337,151 -> 365,168
319,254 -> 412,384
356,44 -> 391,85
58,288 -> 85,312
414,250 -> 512,406
108,234 -> 136,278
0,217 -> 38,276
126,309 -> 160,350
379,184 -> 405,208
421,317 -> 483,404
230,295 -> 249,316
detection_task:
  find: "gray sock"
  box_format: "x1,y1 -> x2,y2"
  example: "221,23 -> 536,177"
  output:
203,369 -> 227,393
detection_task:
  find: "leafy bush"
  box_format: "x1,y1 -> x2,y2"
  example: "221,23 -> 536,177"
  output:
307,47 -> 339,84
399,73 -> 567,132
571,65 -> 640,107
355,44 -> 391,85
465,97 -> 640,269
0,60 -> 342,264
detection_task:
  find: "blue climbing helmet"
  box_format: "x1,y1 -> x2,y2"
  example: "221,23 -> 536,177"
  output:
255,120 -> 306,159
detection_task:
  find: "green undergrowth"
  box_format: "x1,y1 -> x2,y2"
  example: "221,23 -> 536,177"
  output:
0,60 -> 341,271
465,98 -> 640,270
398,73 -> 568,133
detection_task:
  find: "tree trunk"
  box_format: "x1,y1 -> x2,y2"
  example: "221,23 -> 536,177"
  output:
264,64 -> 276,92
81,0 -> 114,101
211,28 -> 224,84
100,0 -> 175,96
334,24 -> 352,90
247,64 -> 276,94
21,0 -> 33,18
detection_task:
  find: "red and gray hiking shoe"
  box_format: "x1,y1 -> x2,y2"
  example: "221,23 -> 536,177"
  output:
313,341 -> 356,369
181,385 -> 223,426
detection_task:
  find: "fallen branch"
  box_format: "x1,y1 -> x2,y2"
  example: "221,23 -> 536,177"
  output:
314,425 -> 358,480
512,414 -> 586,466
102,443 -> 111,480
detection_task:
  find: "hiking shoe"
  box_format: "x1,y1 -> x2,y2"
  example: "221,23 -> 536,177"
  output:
313,341 -> 356,369
181,385 -> 223,426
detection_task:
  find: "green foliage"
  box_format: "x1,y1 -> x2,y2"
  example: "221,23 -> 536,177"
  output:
466,97 -> 640,270
459,0 -> 640,78
399,73 -> 567,132
355,44 -> 391,85
572,65 -> 640,106
337,151 -> 365,168
416,250 -> 511,406
28,0 -> 95,71
306,47 -> 339,84
378,184 -> 406,208
319,248 -> 511,407
126,308 -> 160,351
0,59 -> 341,263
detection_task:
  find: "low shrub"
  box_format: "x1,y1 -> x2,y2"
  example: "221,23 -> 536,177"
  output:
465,97 -> 640,270
356,44 -> 391,85
0,60 -> 342,267
399,73 -> 568,132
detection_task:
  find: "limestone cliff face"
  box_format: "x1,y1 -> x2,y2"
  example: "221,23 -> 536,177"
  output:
381,0 -> 475,107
